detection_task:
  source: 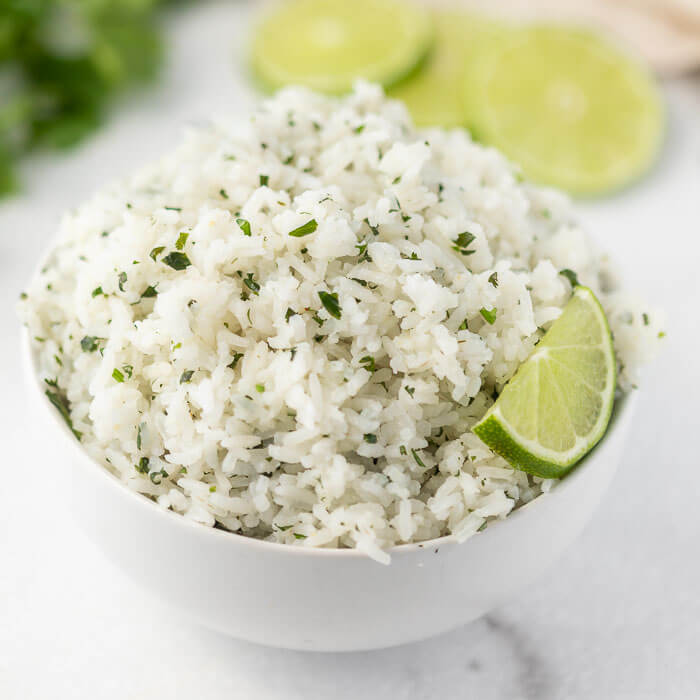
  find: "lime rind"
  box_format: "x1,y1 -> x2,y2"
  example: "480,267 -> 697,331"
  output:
251,0 -> 435,94
473,286 -> 616,478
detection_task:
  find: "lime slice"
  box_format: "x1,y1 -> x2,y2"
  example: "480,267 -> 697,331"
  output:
465,26 -> 664,195
251,0 -> 434,94
473,286 -> 616,479
388,11 -> 507,128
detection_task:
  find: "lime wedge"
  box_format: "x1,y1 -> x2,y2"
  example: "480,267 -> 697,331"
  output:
251,0 -> 434,94
473,286 -> 616,479
389,11 -> 507,128
465,26 -> 664,195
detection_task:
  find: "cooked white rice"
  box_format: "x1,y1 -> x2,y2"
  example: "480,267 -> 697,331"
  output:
20,83 -> 662,563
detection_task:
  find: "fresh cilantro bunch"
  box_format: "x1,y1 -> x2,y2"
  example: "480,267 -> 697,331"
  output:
0,0 -> 176,195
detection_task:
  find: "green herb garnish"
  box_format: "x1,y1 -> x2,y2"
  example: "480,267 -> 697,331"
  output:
227,352 -> 243,370
91,286 -> 104,298
180,370 -> 194,384
259,174 -> 269,187
149,246 -> 165,261
243,272 -> 261,295
359,355 -> 376,372
255,383 -> 265,393
136,457 -> 149,474
112,368 -> 125,383
118,271 -> 127,292
162,251 -> 191,270
559,268 -> 579,287
363,433 -> 377,444
452,232 -> 476,256
80,336 -> 101,353
44,379 -> 82,440
488,272 -> 499,288
318,291 -> 341,319
236,218 -> 252,236
288,219 -> 318,237
175,232 -> 189,250
411,449 -> 426,468
480,307 -> 497,325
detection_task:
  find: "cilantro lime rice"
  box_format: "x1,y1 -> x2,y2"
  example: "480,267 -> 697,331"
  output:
20,83 -> 662,563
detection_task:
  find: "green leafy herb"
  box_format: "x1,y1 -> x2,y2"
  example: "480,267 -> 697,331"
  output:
488,272 -> 499,288
219,188 -> 228,199
180,370 -> 194,384
318,291 -> 341,319
137,422 -> 145,450
150,469 -> 167,485
405,386 -> 415,397
276,524 -> 292,531
175,232 -> 189,250
227,352 -> 244,370
255,383 -> 265,393
363,433 -> 377,444
452,232 -> 476,256
359,355 -> 376,372
642,313 -> 650,326
122,365 -> 133,379
118,271 -> 127,292
477,521 -> 487,532
136,457 -> 150,474
480,307 -> 497,325
244,272 -> 260,295
559,268 -> 579,287
162,252 -> 191,270
354,124 -> 365,134
259,174 -> 269,187
399,445 -> 407,456
288,219 -> 318,238
285,307 -> 297,321
141,285 -> 158,298
164,206 -> 181,212
112,368 -> 125,383
149,246 -> 165,261
80,336 -> 101,353
91,286 -> 104,298
363,218 -> 380,236
458,319 -> 468,331
236,218 -> 252,236
293,532 -> 307,540
411,448 -> 426,468
44,379 -> 82,440
312,313 -> 325,327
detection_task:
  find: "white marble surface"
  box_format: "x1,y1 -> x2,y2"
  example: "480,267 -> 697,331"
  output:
1,3 -> 699,698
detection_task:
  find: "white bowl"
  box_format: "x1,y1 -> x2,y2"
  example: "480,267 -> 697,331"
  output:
22,329 -> 637,652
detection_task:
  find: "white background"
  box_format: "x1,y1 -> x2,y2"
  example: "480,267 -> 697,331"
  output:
2,3 -> 699,698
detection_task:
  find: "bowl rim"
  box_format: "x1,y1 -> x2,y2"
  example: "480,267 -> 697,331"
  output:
20,325 -> 635,560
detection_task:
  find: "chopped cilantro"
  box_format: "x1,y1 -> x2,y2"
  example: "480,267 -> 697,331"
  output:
559,268 -> 579,287
259,174 -> 269,187
399,445 -> 407,456
44,380 -> 82,440
243,272 -> 260,295
175,232 -> 189,250
141,285 -> 158,299
135,457 -> 149,474
180,370 -> 194,384
363,433 -> 377,444
162,251 -> 191,270
452,232 -> 476,256
164,206 -> 181,212
480,307 -> 497,325
293,532 -> 307,540
354,124 -> 365,134
112,368 -> 125,383
359,355 -> 376,372
318,290 -> 341,319
137,422 -> 145,450
80,336 -> 101,353
255,383 -> 265,393
117,271 -> 127,292
411,449 -> 426,468
288,219 -> 318,237
91,286 -> 104,298
285,307 -> 297,321
642,313 -> 649,326
405,386 -> 415,397
219,188 -> 228,199
149,246 -> 165,261
488,272 -> 499,288
227,352 -> 243,370
236,218 -> 252,236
